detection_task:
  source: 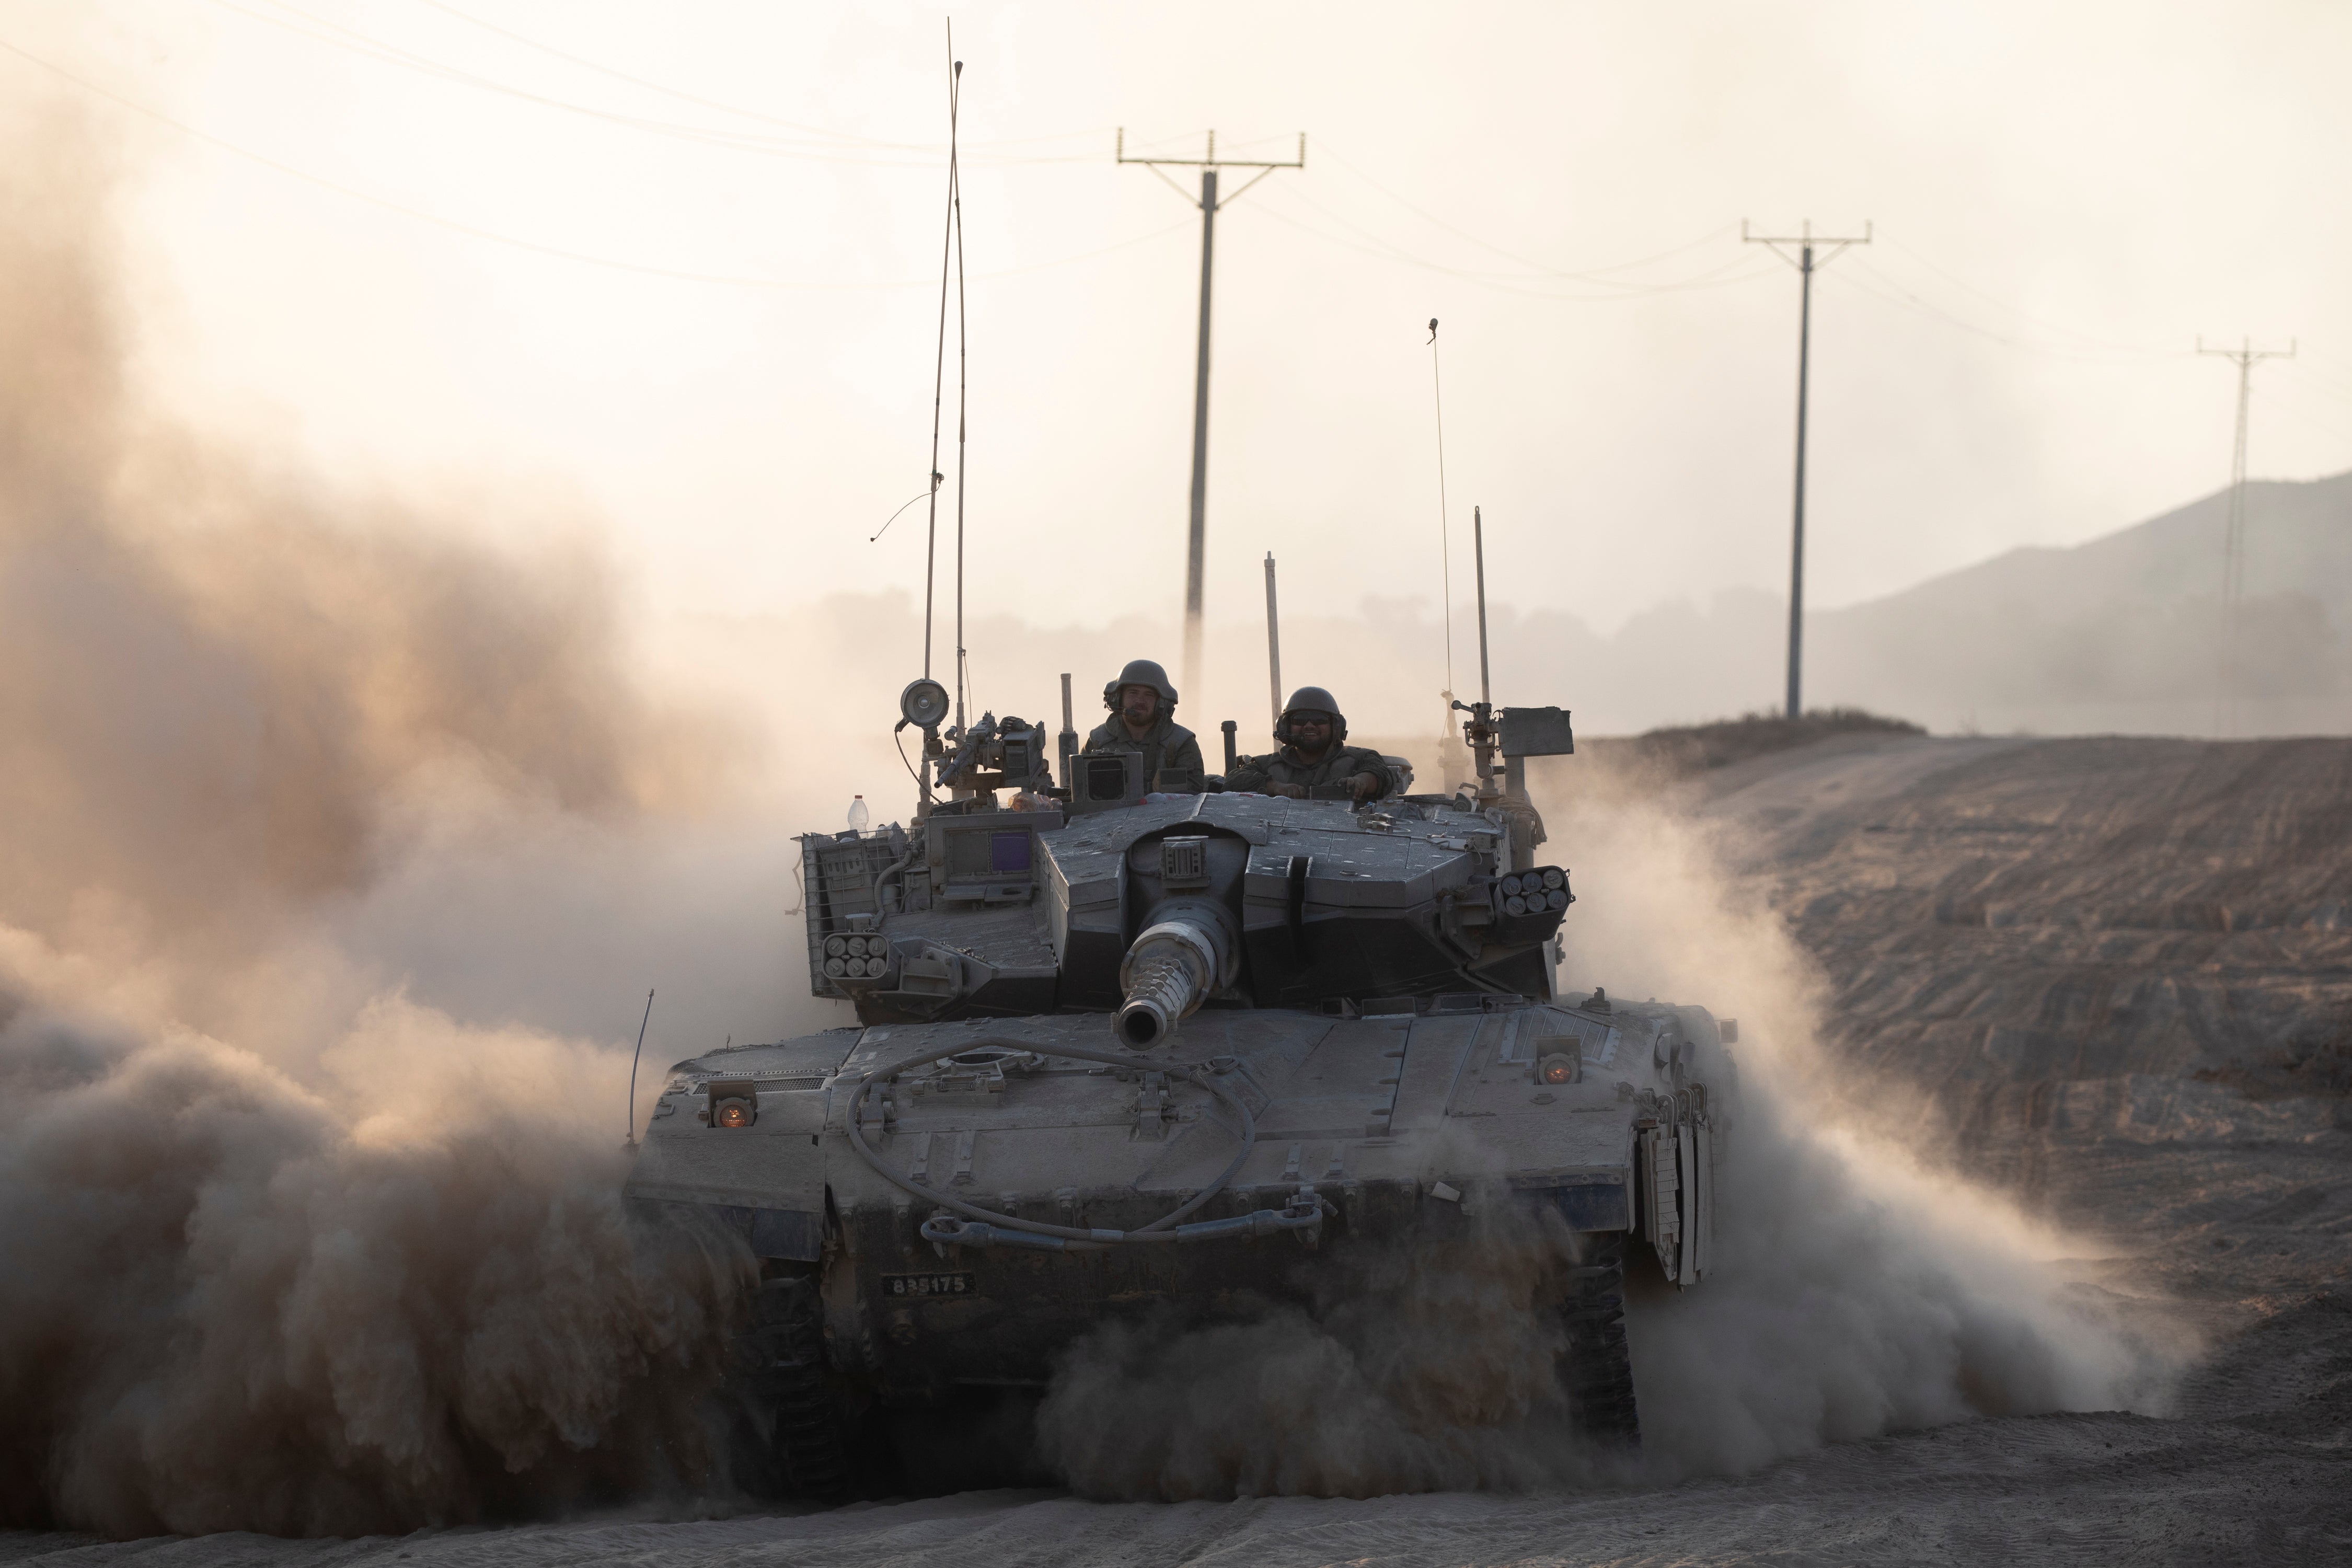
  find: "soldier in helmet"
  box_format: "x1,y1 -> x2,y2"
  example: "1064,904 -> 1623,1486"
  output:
1079,658 -> 1205,793
1229,687 -> 1398,802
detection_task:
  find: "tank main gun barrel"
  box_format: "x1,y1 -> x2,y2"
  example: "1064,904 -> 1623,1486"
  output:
1115,902 -> 1236,1047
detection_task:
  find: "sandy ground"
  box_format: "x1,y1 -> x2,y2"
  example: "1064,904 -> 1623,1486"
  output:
2,1389 -> 2344,1567
10,735 -> 2349,1566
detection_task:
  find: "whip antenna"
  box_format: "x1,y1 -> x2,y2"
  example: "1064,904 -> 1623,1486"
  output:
1474,505 -> 1492,706
624,988 -> 654,1150
1429,318 -> 1456,708
950,47 -> 970,729
918,26 -> 960,682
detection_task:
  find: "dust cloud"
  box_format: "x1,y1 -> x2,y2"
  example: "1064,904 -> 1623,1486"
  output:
0,1002 -> 753,1537
1030,766 -> 2184,1501
0,102 -> 772,1536
0,90 -> 2188,1540
1037,1219 -> 1612,1500
1555,769 -> 2185,1462
0,112 -> 727,963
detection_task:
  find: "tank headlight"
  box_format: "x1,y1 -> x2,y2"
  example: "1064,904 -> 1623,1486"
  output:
706,1078 -> 758,1128
1537,1053 -> 1577,1086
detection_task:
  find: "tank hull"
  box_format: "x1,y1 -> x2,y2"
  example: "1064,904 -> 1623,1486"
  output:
628,993 -> 1724,1450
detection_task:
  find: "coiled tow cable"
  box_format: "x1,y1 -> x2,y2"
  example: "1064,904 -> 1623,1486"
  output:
840,1036 -> 1328,1251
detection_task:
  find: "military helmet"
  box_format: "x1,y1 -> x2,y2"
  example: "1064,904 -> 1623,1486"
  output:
1275,685 -> 1347,745
1102,658 -> 1178,712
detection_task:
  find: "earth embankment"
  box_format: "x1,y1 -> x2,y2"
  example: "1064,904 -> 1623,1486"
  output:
1680,733 -> 2352,1198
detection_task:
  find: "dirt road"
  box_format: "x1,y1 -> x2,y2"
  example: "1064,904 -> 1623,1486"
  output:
10,735 -> 2348,1565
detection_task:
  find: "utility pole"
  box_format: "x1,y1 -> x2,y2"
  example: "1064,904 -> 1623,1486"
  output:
1119,129 -> 1306,705
2196,335 -> 2296,737
1744,220 -> 1871,720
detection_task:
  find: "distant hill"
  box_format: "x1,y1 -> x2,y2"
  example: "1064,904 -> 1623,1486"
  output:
1807,471 -> 2352,736
675,472 -> 2352,765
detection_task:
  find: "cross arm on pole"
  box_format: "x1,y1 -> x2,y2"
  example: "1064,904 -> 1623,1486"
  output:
1120,130 -> 1304,210
1136,159 -> 1200,207
1211,165 -> 1286,210
1116,128 -> 1307,170
2196,335 -> 2297,366
1743,218 -> 1872,270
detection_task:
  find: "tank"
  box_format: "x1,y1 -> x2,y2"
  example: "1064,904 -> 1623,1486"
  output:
624,682 -> 1736,1497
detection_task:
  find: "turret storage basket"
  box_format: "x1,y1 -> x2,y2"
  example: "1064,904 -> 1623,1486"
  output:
801,832 -> 904,996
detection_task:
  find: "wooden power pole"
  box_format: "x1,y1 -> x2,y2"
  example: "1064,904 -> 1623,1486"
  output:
1118,129 -> 1305,705
1744,220 -> 1871,720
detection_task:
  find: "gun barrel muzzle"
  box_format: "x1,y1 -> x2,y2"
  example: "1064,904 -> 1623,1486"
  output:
1115,907 -> 1233,1047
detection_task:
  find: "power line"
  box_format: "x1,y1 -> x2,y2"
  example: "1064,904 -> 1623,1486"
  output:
1274,182 -> 1755,294
409,0 -> 963,148
1874,234 -> 2177,357
212,0 -> 1086,165
212,0 -> 921,162
1745,220 -> 1871,721
2278,359 -> 2352,407
1247,192 -> 1780,304
1120,135 -> 1784,305
1315,142 -> 1740,285
0,36 -> 1187,287
1117,128 -> 1306,707
2196,335 -> 2297,739
1831,257 -> 2184,365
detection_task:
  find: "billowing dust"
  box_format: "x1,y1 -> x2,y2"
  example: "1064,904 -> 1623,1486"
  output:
0,1004 -> 753,1537
0,97 -> 2184,1538
0,101 -> 762,1537
1033,779 -> 2184,1500
1036,1215 -> 1611,1500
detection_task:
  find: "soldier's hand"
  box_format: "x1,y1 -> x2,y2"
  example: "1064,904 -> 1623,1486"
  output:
1347,771 -> 1381,801
1267,782 -> 1307,800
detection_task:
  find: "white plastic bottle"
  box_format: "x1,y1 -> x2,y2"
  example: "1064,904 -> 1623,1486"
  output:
847,794 -> 870,832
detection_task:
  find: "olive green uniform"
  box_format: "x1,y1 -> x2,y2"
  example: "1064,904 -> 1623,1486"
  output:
1080,715 -> 1205,793
1228,743 -> 1398,800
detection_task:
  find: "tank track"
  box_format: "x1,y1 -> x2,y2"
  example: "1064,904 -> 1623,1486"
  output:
728,1269 -> 856,1500
1557,1231 -> 1641,1443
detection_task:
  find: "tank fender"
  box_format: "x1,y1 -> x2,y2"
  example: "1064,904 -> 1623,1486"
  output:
625,1074 -> 830,1249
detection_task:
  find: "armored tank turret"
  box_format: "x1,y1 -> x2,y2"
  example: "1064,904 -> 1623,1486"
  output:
625,678 -> 1735,1497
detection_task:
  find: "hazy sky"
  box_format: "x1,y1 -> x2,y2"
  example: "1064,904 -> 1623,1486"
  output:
16,0 -> 2352,667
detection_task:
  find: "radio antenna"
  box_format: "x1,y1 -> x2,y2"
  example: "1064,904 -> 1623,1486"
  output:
1473,504 -> 1492,705
949,40 -> 970,731
1264,551 -> 1284,730
623,988 -> 654,1151
918,27 -> 960,683
1428,318 -> 1456,708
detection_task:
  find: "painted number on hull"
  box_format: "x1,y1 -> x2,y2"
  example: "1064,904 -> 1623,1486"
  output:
883,1272 -> 977,1298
